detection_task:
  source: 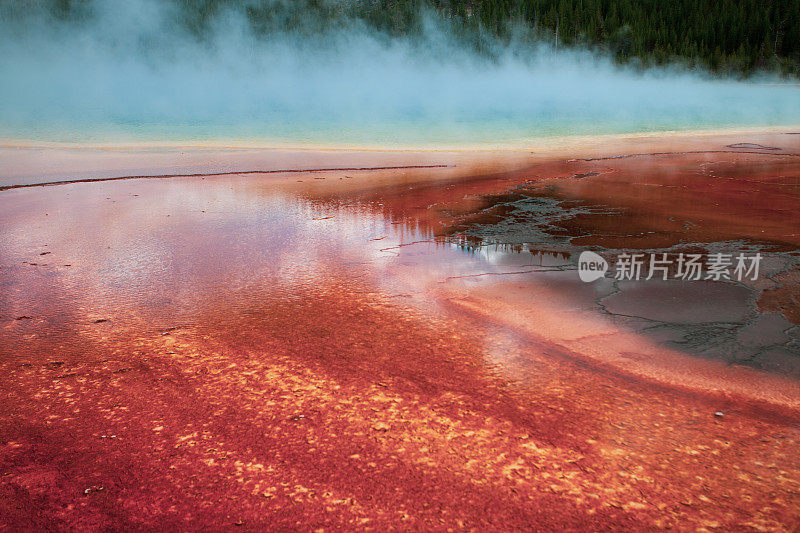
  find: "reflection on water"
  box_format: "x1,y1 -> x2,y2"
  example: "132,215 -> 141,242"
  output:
2,145 -> 799,379
0,176 -> 538,337
3,147 -> 800,529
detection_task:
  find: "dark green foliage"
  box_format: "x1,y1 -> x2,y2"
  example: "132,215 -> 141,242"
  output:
431,0 -> 800,76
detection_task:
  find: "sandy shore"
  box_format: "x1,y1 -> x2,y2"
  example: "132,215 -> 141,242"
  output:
3,128 -> 798,187
1,130 -> 799,530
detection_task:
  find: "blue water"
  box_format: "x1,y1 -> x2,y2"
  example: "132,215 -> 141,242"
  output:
1,1 -> 799,147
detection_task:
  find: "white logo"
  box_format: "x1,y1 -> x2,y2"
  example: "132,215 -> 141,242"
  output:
578,251 -> 608,282
577,250 -> 761,282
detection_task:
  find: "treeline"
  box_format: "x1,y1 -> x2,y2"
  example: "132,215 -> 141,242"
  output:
12,0 -> 800,77
441,0 -> 800,76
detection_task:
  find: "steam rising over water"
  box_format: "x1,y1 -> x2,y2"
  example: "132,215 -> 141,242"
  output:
1,0 -> 799,146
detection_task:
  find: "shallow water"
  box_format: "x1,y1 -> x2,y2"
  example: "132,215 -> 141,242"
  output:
2,137 -> 799,377
2,136 -> 800,529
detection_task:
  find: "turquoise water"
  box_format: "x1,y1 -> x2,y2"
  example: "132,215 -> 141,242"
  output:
3,87 -> 798,147
2,1 -> 799,147
2,74 -> 798,147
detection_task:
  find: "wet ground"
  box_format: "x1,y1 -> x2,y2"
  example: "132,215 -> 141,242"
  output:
437,148 -> 800,377
1,133 -> 800,530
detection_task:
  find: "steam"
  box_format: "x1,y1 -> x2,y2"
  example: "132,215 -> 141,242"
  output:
1,0 -> 799,146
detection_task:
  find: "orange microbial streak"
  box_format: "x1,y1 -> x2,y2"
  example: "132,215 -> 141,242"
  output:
1,133 -> 799,530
